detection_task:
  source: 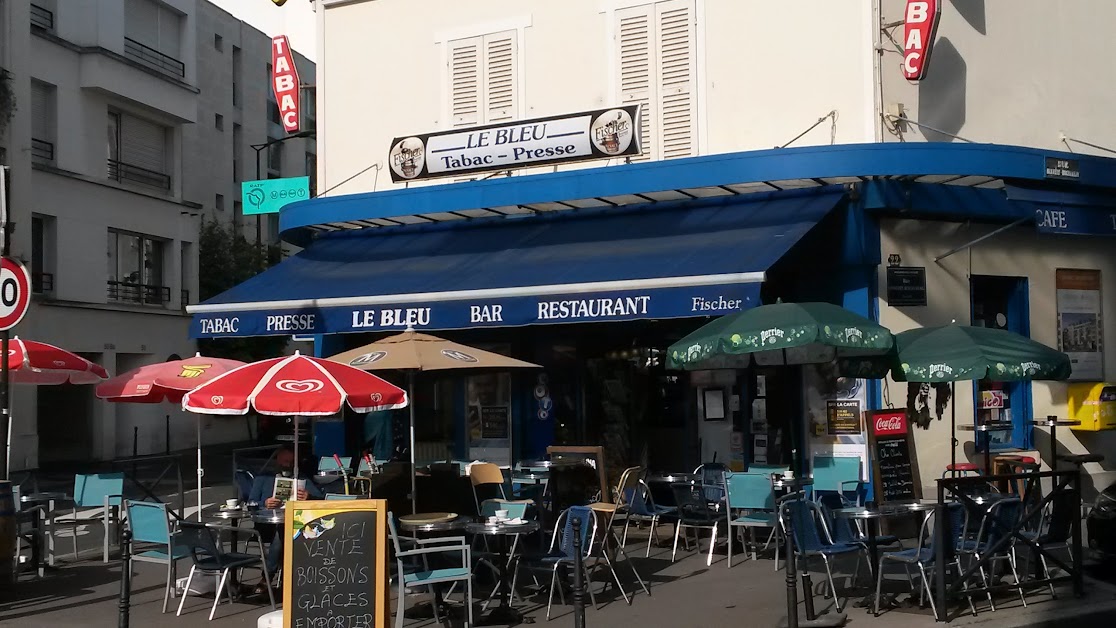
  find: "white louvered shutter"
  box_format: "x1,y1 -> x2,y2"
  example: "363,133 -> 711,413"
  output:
448,37 -> 481,128
121,115 -> 167,173
482,32 -> 518,123
617,5 -> 655,162
656,0 -> 696,159
30,81 -> 54,143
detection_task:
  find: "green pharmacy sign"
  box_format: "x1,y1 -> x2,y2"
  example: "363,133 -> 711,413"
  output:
241,176 -> 310,215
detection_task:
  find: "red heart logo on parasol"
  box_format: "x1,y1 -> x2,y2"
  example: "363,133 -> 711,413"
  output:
276,379 -> 325,394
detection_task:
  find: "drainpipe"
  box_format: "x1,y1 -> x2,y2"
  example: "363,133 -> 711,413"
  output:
872,0 -> 885,143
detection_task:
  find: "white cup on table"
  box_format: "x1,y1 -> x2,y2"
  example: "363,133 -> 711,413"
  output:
495,509 -> 510,520
226,498 -> 239,509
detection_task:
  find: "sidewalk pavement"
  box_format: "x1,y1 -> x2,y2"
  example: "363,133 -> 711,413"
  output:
4,485 -> 1116,627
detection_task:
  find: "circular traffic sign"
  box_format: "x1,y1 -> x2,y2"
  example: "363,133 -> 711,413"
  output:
0,257 -> 30,331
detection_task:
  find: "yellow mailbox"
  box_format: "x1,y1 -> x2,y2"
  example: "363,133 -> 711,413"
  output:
1068,383 -> 1116,431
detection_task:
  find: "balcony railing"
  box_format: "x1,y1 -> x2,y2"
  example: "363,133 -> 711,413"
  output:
32,272 -> 53,294
31,138 -> 54,165
30,4 -> 54,31
107,281 -> 170,306
107,159 -> 171,191
123,37 -> 185,79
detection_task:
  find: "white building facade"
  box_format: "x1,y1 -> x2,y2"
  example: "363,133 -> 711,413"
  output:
282,0 -> 1116,492
0,0 -> 315,469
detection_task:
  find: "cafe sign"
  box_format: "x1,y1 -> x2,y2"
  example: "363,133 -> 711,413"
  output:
387,105 -> 642,183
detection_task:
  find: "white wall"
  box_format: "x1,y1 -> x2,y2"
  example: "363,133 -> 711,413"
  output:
878,218 -> 1116,495
317,0 -> 875,196
879,0 -> 1116,154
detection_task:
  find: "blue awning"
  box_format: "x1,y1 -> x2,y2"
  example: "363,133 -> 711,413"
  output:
189,190 -> 846,338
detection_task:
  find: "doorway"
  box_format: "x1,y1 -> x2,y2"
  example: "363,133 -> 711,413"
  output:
37,383 -> 95,464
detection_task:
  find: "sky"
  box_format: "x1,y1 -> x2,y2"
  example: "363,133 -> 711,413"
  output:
207,0 -> 318,62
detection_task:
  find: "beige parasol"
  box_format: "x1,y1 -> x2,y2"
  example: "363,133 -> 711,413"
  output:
329,328 -> 540,511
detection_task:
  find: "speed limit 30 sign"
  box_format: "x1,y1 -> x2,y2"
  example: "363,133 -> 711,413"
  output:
0,257 -> 30,331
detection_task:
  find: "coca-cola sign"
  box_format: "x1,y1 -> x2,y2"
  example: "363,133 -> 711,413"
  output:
873,411 -> 908,437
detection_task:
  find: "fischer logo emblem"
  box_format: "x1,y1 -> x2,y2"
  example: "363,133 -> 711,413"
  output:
903,0 -> 941,82
874,413 -> 907,436
349,351 -> 387,367
760,328 -> 785,344
441,349 -> 478,363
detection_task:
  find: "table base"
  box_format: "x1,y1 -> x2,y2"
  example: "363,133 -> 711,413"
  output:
477,605 -> 524,626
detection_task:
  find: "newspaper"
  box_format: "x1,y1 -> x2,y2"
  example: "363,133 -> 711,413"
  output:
273,476 -> 307,503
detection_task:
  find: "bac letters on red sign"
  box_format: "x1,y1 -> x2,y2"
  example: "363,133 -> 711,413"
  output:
872,411 -> 908,438
271,35 -> 300,133
903,0 -> 941,81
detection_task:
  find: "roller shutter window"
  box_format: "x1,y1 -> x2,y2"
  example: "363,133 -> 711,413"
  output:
120,114 -> 167,175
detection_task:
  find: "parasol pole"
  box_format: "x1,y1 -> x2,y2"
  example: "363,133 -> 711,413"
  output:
950,382 -> 957,475
409,371 -> 417,514
196,420 -> 203,521
293,415 -> 300,482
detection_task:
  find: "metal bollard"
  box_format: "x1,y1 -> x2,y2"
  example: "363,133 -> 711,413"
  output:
118,529 -> 132,628
572,516 -> 587,628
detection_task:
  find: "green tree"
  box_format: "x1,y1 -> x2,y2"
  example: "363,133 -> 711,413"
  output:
0,69 -> 15,136
196,218 -> 288,362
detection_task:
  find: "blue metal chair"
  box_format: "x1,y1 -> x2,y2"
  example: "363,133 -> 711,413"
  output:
725,472 -> 779,567
233,469 -> 255,504
126,500 -> 189,613
816,493 -> 899,550
513,505 -> 599,620
387,512 -> 473,628
781,498 -> 866,612
694,463 -> 728,506
874,502 -> 973,619
52,472 -> 125,563
620,480 -> 677,557
175,521 -> 275,621
671,483 -> 722,565
957,496 -> 1026,611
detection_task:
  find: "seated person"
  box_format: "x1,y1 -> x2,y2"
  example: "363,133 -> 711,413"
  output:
248,445 -> 323,591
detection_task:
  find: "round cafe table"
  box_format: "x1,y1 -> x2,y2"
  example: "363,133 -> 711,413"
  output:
1032,417 -> 1081,469
251,508 -> 286,525
644,473 -> 695,507
834,501 -> 937,610
398,512 -> 467,534
959,422 -> 1014,473
465,520 -> 540,625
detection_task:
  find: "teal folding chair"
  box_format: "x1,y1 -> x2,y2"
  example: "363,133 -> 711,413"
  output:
725,472 -> 779,567
325,493 -> 359,500
126,500 -> 190,613
53,473 -> 125,562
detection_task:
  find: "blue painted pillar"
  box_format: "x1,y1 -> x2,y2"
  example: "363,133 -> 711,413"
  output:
312,334 -> 348,457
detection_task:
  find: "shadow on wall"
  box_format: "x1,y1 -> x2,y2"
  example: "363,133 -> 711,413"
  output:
950,0 -> 987,36
917,37 -> 967,141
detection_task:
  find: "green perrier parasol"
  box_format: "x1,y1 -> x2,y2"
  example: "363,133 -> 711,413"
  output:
892,325 -> 1071,383
667,301 -> 894,370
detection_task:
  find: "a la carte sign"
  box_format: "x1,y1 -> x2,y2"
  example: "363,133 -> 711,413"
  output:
903,0 -> 941,82
271,35 -> 301,133
387,105 -> 642,183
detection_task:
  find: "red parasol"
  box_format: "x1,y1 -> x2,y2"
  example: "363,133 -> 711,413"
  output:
181,353 -> 408,478
8,337 -> 109,385
97,353 -> 246,520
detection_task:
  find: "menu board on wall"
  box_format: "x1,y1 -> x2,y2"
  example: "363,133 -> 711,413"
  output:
480,405 -> 510,439
826,400 -> 863,435
1056,269 -> 1104,381
866,410 -> 922,504
284,500 -> 389,628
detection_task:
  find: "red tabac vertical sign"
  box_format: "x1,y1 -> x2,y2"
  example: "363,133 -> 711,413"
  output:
902,0 -> 941,82
271,35 -> 301,133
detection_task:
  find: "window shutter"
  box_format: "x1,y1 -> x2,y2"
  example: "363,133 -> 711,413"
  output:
30,81 -> 53,142
124,0 -> 160,49
656,0 -> 696,159
616,6 -> 655,162
157,6 -> 181,59
482,32 -> 518,123
121,115 -> 166,173
448,37 -> 481,128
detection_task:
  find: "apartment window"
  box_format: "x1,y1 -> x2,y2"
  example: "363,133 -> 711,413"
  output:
30,80 -> 57,166
446,31 -> 519,128
31,215 -> 54,295
232,123 -> 242,181
615,0 -> 697,161
213,33 -> 223,52
215,194 -> 225,211
234,200 -> 242,219
232,46 -> 242,108
30,1 -> 55,31
215,113 -> 224,131
266,63 -> 281,126
107,110 -> 172,191
305,152 -> 317,195
124,0 -> 185,78
267,141 -> 282,175
302,86 -> 316,131
107,229 -> 168,305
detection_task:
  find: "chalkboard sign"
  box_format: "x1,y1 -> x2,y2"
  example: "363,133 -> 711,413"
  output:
480,405 -> 509,439
284,500 -> 389,628
866,410 -> 922,504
